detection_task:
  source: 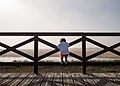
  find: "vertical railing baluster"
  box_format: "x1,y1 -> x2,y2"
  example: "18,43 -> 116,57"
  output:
82,35 -> 87,74
34,35 -> 38,74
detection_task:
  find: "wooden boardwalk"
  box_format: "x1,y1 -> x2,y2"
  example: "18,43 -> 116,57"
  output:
0,73 -> 119,86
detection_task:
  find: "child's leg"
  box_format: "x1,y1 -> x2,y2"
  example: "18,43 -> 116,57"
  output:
61,54 -> 64,62
65,55 -> 68,62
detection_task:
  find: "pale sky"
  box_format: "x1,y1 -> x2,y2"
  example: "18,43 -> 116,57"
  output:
0,0 -> 120,32
0,0 -> 120,50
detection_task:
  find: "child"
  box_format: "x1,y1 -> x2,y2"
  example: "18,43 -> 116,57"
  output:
58,38 -> 69,64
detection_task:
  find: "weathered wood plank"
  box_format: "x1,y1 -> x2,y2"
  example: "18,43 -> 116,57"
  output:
29,73 -> 46,86
0,73 -> 21,85
63,73 -> 74,86
71,73 -> 85,86
52,73 -> 63,86
0,73 -> 12,82
10,73 -> 29,86
7,73 -> 22,86
115,73 -> 120,78
92,73 -> 111,86
18,73 -> 36,86
89,73 -> 107,86
115,73 -> 120,85
40,73 -> 54,86
0,73 -> 119,86
102,73 -> 117,86
0,32 -> 120,36
80,73 -> 97,86
104,73 -> 120,86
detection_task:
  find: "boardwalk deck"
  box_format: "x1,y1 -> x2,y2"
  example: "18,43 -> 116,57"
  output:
0,73 -> 119,86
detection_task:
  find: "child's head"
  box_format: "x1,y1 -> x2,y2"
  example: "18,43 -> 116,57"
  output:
60,38 -> 66,43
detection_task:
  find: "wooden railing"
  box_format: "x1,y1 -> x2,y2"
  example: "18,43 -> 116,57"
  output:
0,32 -> 120,74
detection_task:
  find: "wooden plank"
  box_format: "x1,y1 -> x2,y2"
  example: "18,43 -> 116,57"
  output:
86,37 -> 107,49
0,41 -> 34,61
69,38 -> 82,47
80,73 -> 97,86
82,35 -> 87,74
86,37 -> 120,60
0,73 -> 9,81
92,73 -> 111,86
40,73 -> 54,86
44,73 -> 54,86
110,49 -> 120,56
62,73 -> 74,86
0,73 -> 119,86
29,73 -> 46,86
90,73 -> 117,86
52,73 -> 63,86
69,52 -> 83,61
38,49 -> 59,60
0,49 -> 10,56
0,32 -> 84,36
114,73 -> 120,78
12,37 -> 34,48
38,73 -> 48,86
38,38 -> 57,49
7,73 -> 23,85
0,73 -> 14,84
115,73 -> 120,85
0,73 -> 12,82
116,73 -> 120,78
10,73 -> 29,86
104,73 -> 120,86
89,73 -> 107,86
18,73 -> 36,86
0,73 -> 21,85
0,32 -> 120,36
86,50 -> 107,60
34,36 -> 38,74
12,49 -> 34,61
71,73 -> 85,86
102,73 -> 117,86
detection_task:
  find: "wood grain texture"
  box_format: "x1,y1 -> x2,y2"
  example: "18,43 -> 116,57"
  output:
0,73 -> 119,86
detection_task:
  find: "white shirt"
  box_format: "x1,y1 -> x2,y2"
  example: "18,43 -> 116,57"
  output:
58,42 -> 69,55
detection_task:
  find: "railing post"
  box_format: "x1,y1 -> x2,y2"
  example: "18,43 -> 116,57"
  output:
34,35 -> 38,74
82,35 -> 87,74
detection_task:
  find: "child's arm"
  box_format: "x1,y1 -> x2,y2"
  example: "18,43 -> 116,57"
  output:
57,44 -> 60,49
68,43 -> 70,47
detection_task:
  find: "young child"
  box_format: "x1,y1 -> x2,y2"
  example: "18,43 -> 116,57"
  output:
58,38 -> 69,64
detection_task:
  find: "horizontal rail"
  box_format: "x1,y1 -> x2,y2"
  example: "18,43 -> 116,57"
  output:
0,32 -> 120,36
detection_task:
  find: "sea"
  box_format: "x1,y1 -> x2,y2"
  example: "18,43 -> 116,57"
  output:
0,56 -> 120,62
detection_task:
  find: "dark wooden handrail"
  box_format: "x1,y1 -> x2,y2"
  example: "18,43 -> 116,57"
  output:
0,32 -> 120,36
0,32 -> 120,74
